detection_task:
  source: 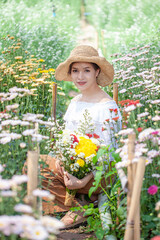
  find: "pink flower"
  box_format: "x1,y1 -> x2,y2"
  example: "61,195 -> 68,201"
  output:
151,131 -> 159,135
148,185 -> 158,195
150,236 -> 160,240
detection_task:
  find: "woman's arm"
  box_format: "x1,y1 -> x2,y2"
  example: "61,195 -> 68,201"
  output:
64,172 -> 94,190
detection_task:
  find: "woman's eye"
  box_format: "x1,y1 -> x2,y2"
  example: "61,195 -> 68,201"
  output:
72,69 -> 78,73
85,69 -> 90,72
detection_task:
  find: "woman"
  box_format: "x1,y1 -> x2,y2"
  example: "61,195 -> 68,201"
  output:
41,45 -> 122,229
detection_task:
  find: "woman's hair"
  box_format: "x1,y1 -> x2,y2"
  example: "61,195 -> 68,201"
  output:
68,62 -> 100,74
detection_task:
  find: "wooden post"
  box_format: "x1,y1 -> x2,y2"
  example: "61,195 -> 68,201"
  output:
52,83 -> 57,121
127,132 -> 136,212
113,83 -> 118,105
124,157 -> 146,240
27,150 -> 39,209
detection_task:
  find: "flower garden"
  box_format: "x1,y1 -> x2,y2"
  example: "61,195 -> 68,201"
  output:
0,0 -> 160,239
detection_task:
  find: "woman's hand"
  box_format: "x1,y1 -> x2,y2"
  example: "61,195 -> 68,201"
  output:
64,172 -> 93,190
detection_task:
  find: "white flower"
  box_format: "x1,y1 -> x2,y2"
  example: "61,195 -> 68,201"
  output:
124,105 -> 136,112
118,128 -> 134,136
1,190 -> 17,197
151,99 -> 160,104
90,138 -> 100,146
6,103 -> 19,111
138,128 -> 155,141
0,136 -> 11,144
14,204 -> 33,213
41,216 -> 65,234
152,115 -> 160,121
147,150 -> 159,158
21,223 -> 49,240
22,129 -> 35,136
137,112 -> 149,119
32,189 -> 54,200
12,175 -> 28,185
119,89 -> 127,93
152,174 -> 160,178
78,152 -> 85,158
0,215 -> 10,234
20,142 -> 26,148
0,179 -> 11,190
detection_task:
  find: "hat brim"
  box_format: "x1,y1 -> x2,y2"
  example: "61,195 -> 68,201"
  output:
55,56 -> 114,87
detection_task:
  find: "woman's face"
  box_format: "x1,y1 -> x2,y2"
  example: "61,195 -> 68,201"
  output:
70,62 -> 100,92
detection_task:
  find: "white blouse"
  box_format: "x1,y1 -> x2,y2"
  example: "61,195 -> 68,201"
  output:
64,97 -> 122,148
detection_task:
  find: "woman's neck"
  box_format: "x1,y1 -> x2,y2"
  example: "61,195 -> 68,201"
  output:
79,87 -> 112,103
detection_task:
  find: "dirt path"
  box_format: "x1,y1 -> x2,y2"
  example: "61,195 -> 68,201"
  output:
77,19 -> 98,48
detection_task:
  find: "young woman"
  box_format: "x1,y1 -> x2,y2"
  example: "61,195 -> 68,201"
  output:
41,45 -> 122,229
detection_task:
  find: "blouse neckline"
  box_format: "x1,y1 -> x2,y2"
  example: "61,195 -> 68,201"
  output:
71,100 -> 116,104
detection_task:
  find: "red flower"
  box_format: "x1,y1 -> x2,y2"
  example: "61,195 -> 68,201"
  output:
70,134 -> 79,143
86,133 -> 93,138
93,133 -> 100,139
148,185 -> 158,195
71,157 -> 74,160
102,127 -> 106,131
109,109 -> 114,112
136,127 -> 143,132
113,108 -> 118,114
105,119 -> 110,122
112,116 -> 119,121
96,146 -> 100,152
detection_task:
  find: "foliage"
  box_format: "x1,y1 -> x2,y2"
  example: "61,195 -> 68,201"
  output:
84,0 -> 160,57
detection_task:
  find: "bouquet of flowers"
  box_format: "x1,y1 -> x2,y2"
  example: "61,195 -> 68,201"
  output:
52,128 -> 101,206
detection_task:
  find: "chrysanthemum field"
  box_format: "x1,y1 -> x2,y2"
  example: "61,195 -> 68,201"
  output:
0,0 -> 159,239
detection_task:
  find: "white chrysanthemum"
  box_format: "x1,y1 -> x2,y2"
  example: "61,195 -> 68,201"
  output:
90,138 -> 100,146
32,189 -> 54,200
138,128 -> 155,141
118,128 -> 134,136
22,224 -> 49,240
1,190 -> 17,197
20,142 -> 26,148
0,136 -> 11,144
11,175 -> 28,185
152,115 -> 160,121
78,152 -> 85,158
41,216 -> 65,234
124,105 -> 136,112
14,204 -> 32,214
0,179 -> 11,190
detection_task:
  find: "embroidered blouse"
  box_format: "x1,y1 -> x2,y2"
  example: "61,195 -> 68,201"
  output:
64,96 -> 122,149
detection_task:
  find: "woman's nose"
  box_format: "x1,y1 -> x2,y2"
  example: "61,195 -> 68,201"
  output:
78,71 -> 83,79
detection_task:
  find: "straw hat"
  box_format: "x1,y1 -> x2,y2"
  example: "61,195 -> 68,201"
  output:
55,45 -> 114,87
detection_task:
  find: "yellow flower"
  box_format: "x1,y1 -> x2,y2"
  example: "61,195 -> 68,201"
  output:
15,56 -> 23,60
38,59 -> 45,62
76,159 -> 85,167
75,137 -> 97,158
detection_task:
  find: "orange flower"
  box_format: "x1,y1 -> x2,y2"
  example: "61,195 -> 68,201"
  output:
105,119 -> 110,122
112,116 -> 119,121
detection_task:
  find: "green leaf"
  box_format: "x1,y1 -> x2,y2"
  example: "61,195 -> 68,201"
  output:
95,228 -> 105,240
112,152 -> 121,161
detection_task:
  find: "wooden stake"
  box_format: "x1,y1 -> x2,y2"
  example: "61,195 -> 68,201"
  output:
52,83 -> 57,121
27,150 -> 39,209
124,157 -> 146,240
113,83 -> 118,105
127,132 -> 136,212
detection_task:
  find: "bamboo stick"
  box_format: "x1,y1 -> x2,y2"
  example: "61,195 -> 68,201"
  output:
27,150 -> 39,209
127,132 -> 136,212
113,83 -> 118,105
124,157 -> 146,240
52,83 -> 57,121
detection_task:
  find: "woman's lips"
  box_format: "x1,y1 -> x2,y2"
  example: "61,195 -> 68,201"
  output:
77,82 -> 86,86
